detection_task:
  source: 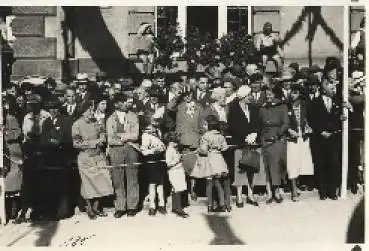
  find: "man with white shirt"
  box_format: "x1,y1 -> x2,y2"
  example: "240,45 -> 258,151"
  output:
61,88 -> 80,120
307,73 -> 343,201
75,73 -> 92,114
195,74 -> 212,107
278,68 -> 295,102
107,93 -> 140,218
249,73 -> 267,106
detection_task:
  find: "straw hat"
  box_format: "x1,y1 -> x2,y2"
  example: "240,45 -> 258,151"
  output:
236,85 -> 251,99
75,73 -> 89,83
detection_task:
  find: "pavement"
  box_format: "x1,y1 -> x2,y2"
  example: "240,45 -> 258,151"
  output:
0,189 -> 364,247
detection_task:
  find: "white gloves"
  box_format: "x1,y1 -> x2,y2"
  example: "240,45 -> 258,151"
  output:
245,133 -> 257,145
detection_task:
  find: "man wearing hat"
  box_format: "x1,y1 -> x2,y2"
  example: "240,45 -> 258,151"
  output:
39,98 -> 71,219
106,93 -> 140,218
278,67 -> 295,101
75,73 -> 93,113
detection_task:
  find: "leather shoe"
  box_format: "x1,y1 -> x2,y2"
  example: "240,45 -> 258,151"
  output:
236,202 -> 244,208
93,209 -> 107,217
246,197 -> 259,207
114,211 -> 126,218
266,197 -> 273,204
225,205 -> 232,212
350,185 -> 358,195
127,210 -> 137,217
172,209 -> 189,218
191,193 -> 198,201
319,194 -> 327,200
274,194 -> 284,203
328,195 -> 338,200
13,215 -> 27,224
148,208 -> 156,216
87,211 -> 97,220
215,206 -> 226,212
207,206 -> 214,213
157,206 -> 167,215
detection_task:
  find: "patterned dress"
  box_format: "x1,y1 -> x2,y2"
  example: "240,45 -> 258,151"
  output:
191,130 -> 229,178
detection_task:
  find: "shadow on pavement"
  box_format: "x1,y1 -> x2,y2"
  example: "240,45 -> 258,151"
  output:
204,214 -> 245,245
347,197 -> 365,244
32,220 -> 59,247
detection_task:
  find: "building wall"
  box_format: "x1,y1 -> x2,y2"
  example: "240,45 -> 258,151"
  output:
280,6 -> 343,63
10,6 -> 62,80
9,6 -> 347,80
253,6 -> 344,68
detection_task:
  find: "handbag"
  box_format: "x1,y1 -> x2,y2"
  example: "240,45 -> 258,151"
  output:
239,147 -> 260,173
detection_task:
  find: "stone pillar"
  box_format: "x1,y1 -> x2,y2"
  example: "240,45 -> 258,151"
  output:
218,5 -> 227,38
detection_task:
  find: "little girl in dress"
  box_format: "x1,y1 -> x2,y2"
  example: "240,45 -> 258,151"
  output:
165,132 -> 189,218
191,115 -> 229,212
140,119 -> 167,216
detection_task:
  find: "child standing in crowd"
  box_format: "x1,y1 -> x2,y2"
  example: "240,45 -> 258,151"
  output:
140,118 -> 167,216
165,132 -> 189,218
191,115 -> 229,213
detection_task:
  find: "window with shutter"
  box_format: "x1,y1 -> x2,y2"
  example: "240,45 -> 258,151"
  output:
350,6 -> 365,42
157,6 -> 177,31
227,6 -> 248,33
126,6 -> 155,58
252,6 -> 280,36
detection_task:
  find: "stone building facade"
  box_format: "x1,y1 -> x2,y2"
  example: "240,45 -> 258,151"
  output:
1,6 -> 351,81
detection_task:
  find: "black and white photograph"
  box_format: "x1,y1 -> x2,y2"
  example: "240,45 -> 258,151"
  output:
0,2 -> 366,248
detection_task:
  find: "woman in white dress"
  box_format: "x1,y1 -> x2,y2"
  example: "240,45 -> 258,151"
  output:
286,84 -> 314,201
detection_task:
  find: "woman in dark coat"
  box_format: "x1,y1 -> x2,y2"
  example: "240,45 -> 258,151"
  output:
259,85 -> 289,204
3,95 -> 23,221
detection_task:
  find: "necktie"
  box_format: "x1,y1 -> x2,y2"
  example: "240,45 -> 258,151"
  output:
68,105 -> 72,115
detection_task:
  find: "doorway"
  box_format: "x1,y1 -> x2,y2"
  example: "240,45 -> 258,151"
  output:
187,6 -> 218,38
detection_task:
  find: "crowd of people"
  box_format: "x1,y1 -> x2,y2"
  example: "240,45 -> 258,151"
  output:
1,21 -> 365,224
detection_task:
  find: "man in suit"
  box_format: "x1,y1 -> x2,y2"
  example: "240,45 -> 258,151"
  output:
307,75 -> 343,200
195,74 -> 212,107
61,88 -> 80,120
60,87 -> 86,213
75,73 -> 92,113
39,98 -> 71,219
249,73 -> 267,106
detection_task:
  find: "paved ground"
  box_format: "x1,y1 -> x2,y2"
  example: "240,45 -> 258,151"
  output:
0,190 -> 363,247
